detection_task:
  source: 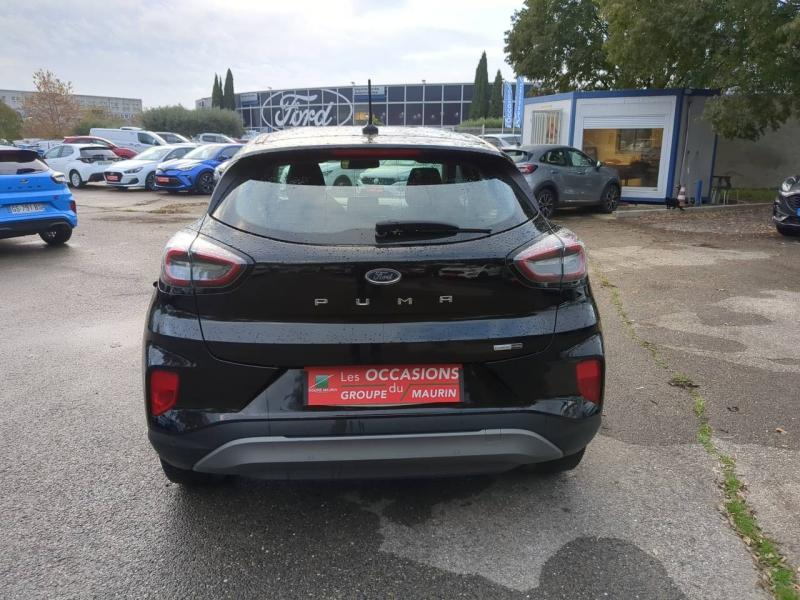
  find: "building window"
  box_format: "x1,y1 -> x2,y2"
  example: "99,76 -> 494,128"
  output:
388,86 -> 405,102
406,86 -> 423,102
582,128 -> 664,188
406,103 -> 423,125
424,85 -> 442,101
443,85 -> 461,102
424,103 -> 442,126
442,103 -> 461,126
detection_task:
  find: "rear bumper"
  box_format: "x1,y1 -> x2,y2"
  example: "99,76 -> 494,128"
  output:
0,214 -> 76,239
191,429 -> 563,479
149,410 -> 600,479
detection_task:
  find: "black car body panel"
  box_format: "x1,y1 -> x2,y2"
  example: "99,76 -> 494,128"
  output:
774,176 -> 800,233
143,127 -> 605,480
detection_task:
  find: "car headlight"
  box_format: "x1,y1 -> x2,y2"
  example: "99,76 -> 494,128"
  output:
780,176 -> 797,194
124,167 -> 143,174
177,164 -> 196,171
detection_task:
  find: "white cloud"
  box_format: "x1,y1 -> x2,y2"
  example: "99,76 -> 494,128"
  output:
0,0 -> 521,107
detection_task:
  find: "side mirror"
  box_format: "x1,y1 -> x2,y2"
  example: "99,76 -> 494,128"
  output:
595,160 -> 602,170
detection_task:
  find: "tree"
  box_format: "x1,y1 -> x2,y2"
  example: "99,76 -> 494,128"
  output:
0,100 -> 22,141
469,51 -> 490,119
505,0 -> 613,93
21,69 -> 81,138
141,105 -> 243,137
211,74 -> 223,109
223,69 -> 235,111
505,0 -> 800,140
488,70 -> 504,119
71,107 -> 124,136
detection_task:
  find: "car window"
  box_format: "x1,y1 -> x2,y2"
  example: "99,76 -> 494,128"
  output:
542,149 -> 568,167
169,147 -> 191,160
218,146 -> 240,161
568,149 -> 595,168
0,151 -> 49,175
61,146 -> 75,157
44,146 -> 62,159
212,152 -> 534,246
184,145 -> 220,160
504,149 -> 529,164
138,133 -> 156,145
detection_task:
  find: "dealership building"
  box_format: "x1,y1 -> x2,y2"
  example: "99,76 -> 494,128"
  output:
196,82 -> 522,131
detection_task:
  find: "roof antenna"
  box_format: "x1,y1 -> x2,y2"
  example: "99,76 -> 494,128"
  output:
362,79 -> 379,136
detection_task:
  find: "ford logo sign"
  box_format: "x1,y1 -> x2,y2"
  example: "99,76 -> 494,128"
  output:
365,268 -> 402,285
261,89 -> 353,130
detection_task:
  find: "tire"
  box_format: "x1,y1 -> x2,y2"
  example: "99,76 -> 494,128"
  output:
333,175 -> 351,187
68,170 -> 84,188
159,459 -> 225,486
195,171 -> 215,195
535,187 -> 557,219
39,226 -> 72,246
519,448 -> 585,474
598,184 -> 620,213
144,172 -> 156,191
776,224 -> 800,237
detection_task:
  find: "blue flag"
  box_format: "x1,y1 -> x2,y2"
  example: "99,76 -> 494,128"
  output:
513,76 -> 524,128
503,81 -> 513,128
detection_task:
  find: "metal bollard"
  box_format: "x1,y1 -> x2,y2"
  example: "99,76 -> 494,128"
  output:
695,180 -> 703,207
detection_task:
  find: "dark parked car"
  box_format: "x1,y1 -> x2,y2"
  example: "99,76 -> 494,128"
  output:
774,176 -> 800,236
144,126 -> 605,484
504,144 -> 621,218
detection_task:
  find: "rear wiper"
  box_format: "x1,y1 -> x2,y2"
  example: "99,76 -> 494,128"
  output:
375,220 -> 491,240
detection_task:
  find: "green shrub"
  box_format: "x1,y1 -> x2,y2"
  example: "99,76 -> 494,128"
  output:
140,105 -> 243,138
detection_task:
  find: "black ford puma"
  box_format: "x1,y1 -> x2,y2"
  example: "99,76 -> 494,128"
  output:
143,126 -> 605,484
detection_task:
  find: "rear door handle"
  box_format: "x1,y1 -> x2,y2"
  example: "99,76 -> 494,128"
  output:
550,169 -> 558,174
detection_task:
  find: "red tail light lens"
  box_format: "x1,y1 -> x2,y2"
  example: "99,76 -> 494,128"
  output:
69,200 -> 76,213
161,231 -> 247,288
150,370 -> 180,416
517,163 -> 537,174
576,359 -> 603,404
513,230 -> 587,284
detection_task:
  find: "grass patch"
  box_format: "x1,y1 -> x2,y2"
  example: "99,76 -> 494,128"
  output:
731,187 -> 776,203
594,262 -> 799,599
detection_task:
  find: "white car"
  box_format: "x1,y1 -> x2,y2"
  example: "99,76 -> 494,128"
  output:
89,128 -> 167,153
155,132 -> 191,144
195,132 -> 237,144
42,144 -> 120,188
103,143 -> 197,190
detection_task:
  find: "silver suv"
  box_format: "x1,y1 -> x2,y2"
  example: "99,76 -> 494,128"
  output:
506,144 -> 621,218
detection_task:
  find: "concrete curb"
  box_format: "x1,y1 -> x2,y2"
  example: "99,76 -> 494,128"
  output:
615,202 -> 770,218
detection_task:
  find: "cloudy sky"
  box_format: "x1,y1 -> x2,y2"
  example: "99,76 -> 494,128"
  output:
0,0 -> 522,108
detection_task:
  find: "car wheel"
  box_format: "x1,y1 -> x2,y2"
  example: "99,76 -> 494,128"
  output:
520,448 -> 586,474
68,170 -> 84,188
535,187 -> 556,219
144,172 -> 156,191
159,459 -> 225,486
776,224 -> 800,237
598,184 -> 620,213
195,172 -> 215,195
333,175 -> 351,187
39,225 -> 72,246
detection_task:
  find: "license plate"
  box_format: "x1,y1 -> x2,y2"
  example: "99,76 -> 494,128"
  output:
156,176 -> 170,184
106,174 -> 120,182
97,161 -> 111,166
306,364 -> 462,407
10,203 -> 46,214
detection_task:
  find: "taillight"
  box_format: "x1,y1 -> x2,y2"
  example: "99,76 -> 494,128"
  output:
69,200 -> 76,213
51,172 -> 67,184
518,163 -> 537,174
161,230 -> 247,288
576,359 -> 603,404
150,370 -> 180,416
513,230 -> 587,284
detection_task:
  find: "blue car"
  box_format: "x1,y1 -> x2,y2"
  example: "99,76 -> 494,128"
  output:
154,143 -> 242,194
0,146 -> 77,246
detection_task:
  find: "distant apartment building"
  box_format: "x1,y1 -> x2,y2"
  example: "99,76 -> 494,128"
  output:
0,89 -> 142,121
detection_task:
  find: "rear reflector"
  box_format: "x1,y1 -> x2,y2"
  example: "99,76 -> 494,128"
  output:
576,359 -> 602,404
513,230 -> 587,285
517,163 -> 537,174
150,370 -> 180,416
161,230 -> 247,288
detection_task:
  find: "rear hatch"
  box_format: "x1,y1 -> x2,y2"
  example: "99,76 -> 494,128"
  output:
187,147 -> 562,367
0,148 -> 70,216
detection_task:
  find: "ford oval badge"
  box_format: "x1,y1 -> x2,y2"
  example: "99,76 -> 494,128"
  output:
365,268 -> 402,285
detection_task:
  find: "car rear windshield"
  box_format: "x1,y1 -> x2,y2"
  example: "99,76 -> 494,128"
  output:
212,151 -> 534,245
0,153 -> 48,175
80,148 -> 117,159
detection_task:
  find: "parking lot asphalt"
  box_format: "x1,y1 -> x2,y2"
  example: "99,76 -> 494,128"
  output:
0,187 -> 791,599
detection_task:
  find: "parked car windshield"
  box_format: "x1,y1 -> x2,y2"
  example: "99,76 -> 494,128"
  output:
212,153 -> 534,245
136,147 -> 172,161
184,145 -> 222,160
